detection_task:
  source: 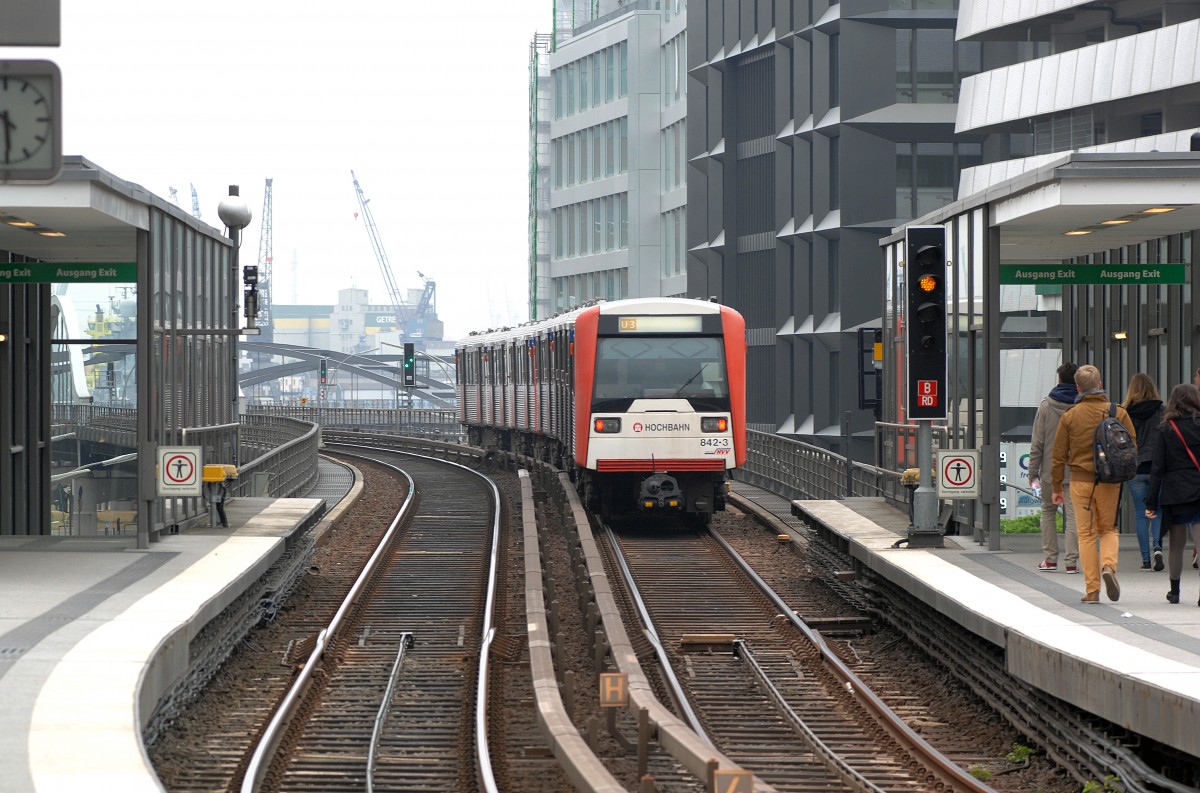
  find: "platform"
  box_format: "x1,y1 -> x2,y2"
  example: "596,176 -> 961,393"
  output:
0,495 -> 331,793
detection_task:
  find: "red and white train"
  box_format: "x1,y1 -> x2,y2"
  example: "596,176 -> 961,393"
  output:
456,297 -> 746,521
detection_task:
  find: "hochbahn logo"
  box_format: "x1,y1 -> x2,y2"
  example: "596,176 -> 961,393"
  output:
632,422 -> 691,432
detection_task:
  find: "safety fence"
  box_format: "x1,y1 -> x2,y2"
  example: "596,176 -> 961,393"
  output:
739,428 -> 924,510
245,405 -> 465,441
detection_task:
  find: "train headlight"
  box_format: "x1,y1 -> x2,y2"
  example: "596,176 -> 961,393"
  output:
701,417 -> 728,432
594,417 -> 621,433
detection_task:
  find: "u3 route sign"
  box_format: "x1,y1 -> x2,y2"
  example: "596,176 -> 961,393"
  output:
936,449 -> 979,499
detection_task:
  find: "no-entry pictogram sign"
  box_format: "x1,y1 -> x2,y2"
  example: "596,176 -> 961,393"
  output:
936,449 -> 979,499
158,446 -> 202,497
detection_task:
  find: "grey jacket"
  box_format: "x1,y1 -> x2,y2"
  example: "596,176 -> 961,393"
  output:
1029,392 -> 1075,484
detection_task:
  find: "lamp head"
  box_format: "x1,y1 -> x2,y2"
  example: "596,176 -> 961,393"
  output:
217,184 -> 252,229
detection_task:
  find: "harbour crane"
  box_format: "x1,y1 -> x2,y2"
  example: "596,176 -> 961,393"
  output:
416,270 -> 436,324
189,183 -> 202,220
351,171 -> 413,339
256,178 -> 274,342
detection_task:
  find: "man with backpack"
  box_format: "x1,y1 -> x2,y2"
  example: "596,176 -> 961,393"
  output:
1051,365 -> 1137,603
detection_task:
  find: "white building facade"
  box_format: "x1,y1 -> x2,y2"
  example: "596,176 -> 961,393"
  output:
956,0 -> 1200,195
541,0 -> 688,316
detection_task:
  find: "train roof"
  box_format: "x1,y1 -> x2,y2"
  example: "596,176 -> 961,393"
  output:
456,297 -> 733,349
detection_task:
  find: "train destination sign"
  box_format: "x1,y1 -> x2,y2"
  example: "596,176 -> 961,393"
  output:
1000,263 -> 1187,285
0,262 -> 136,283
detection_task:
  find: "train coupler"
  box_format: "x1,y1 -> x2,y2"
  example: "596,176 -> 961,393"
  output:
639,473 -> 683,511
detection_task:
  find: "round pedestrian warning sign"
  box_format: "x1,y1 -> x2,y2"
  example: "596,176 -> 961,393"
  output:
937,449 -> 979,499
158,446 -> 203,497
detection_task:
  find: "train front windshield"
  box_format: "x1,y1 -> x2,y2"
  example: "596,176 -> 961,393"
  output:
593,335 -> 729,409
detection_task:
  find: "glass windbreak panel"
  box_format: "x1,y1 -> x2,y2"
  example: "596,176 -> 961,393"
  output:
593,335 -> 729,409
53,285 -> 140,407
999,280 -> 1064,454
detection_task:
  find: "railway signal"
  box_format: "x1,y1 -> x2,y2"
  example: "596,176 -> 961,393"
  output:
905,225 -> 947,421
402,343 -> 416,387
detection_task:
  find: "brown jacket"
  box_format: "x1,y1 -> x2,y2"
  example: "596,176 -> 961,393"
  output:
1051,392 -> 1136,494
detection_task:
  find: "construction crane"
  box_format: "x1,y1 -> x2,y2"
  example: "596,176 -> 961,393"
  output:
168,186 -> 180,206
351,171 -> 412,339
256,178 -> 274,342
416,270 -> 436,323
189,183 -> 202,220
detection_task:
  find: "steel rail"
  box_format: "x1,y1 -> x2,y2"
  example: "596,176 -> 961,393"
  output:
331,445 -> 504,793
601,521 -> 710,744
240,457 -> 416,793
707,527 -> 995,793
365,632 -> 415,793
733,639 -> 888,793
471,455 -> 503,793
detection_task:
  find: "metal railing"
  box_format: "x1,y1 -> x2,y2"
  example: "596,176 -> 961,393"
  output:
245,405 -> 464,441
739,428 -> 928,510
233,414 -> 321,498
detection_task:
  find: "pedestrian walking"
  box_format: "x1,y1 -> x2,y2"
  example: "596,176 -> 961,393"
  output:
1051,365 -> 1135,603
1029,362 -> 1080,573
1123,372 -> 1164,571
1145,384 -> 1200,605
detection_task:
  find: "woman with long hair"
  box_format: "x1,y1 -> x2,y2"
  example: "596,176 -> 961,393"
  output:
1123,372 -> 1164,570
1145,384 -> 1200,604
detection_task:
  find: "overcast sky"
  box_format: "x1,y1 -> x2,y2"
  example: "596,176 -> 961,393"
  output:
16,0 -> 546,339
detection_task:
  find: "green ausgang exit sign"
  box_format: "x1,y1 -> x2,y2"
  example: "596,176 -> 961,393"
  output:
0,262 -> 136,283
1000,263 -> 1188,285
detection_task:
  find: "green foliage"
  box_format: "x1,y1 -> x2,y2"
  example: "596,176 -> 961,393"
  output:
1001,512 -> 1063,534
1081,775 -> 1122,793
968,766 -> 992,781
1000,514 -> 1040,534
1005,742 -> 1036,765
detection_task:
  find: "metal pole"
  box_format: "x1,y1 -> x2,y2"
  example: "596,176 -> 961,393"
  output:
842,410 -> 853,498
136,228 -> 154,549
908,420 -> 943,547
229,223 -> 240,463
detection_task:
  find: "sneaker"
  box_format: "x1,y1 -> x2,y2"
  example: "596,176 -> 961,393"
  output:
1038,559 -> 1058,571
1064,565 -> 1079,574
1141,562 -> 1152,570
1154,550 -> 1164,572
1102,566 -> 1120,602
1081,592 -> 1100,604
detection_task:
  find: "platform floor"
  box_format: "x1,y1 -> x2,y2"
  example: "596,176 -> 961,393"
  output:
3,473 -> 1199,792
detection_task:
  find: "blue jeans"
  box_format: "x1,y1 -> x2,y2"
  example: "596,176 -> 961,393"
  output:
1127,473 -> 1162,564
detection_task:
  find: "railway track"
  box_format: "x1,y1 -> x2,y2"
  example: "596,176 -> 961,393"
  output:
149,433 -> 1082,792
603,520 -> 993,792
247,447 -> 500,792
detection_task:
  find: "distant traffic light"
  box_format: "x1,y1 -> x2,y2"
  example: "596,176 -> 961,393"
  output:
319,357 -> 328,384
403,343 -> 416,387
905,226 -> 947,420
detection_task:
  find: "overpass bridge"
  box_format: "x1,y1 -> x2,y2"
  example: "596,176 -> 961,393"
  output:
239,341 -> 456,409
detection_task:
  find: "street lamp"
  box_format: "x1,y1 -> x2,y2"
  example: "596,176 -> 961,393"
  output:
217,186 -> 252,458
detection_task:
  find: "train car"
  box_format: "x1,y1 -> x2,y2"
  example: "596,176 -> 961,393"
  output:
456,297 -> 746,521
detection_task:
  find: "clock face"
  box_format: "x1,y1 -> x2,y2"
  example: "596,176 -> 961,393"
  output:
0,75 -> 52,165
0,61 -> 61,182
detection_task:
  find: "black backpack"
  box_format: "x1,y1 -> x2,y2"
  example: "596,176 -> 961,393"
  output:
1093,403 -> 1137,484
